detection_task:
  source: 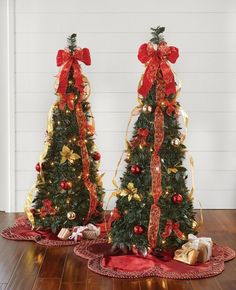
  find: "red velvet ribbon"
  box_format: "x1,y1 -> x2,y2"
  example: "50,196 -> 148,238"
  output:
131,128 -> 150,148
161,219 -> 184,240
138,42 -> 179,98
56,48 -> 91,110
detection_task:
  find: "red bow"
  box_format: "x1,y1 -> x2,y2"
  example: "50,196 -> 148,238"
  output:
161,219 -> 184,240
138,42 -> 179,98
131,128 -> 150,148
56,48 -> 91,109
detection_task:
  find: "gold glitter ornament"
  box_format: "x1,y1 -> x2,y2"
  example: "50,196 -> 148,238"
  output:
67,211 -> 76,220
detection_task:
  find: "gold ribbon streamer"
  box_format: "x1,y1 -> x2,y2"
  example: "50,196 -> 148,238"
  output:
102,105 -> 142,235
177,86 -> 203,230
112,105 -> 142,190
24,102 -> 56,227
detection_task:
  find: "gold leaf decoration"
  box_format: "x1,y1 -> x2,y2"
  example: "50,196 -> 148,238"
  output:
60,145 -> 80,164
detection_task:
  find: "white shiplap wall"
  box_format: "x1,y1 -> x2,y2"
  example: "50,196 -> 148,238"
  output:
14,0 -> 236,211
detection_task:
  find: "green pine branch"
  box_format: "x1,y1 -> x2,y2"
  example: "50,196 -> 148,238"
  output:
67,33 -> 77,53
150,26 -> 165,44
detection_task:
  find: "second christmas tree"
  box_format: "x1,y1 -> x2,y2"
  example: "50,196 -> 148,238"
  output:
110,27 -> 197,256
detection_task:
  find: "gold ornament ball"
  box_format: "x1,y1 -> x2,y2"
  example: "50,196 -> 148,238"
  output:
67,211 -> 76,220
108,235 -> 112,243
142,105 -> 147,113
67,181 -> 72,189
142,104 -> 152,114
171,138 -> 181,147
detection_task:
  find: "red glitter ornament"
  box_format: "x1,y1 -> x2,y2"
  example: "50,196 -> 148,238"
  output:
133,225 -> 144,235
92,152 -> 101,161
60,181 -> 72,190
35,162 -> 41,172
60,181 -> 66,189
172,193 -> 183,204
130,164 -> 141,174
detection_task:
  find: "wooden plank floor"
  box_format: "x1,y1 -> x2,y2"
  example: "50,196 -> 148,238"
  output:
0,210 -> 235,290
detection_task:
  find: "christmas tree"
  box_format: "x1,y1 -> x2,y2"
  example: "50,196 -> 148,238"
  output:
110,27 -> 197,256
25,34 -> 104,232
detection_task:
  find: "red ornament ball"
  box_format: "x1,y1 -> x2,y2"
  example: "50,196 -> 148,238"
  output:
60,181 -> 66,189
172,193 -> 183,204
92,152 -> 101,161
133,224 -> 144,235
60,181 -> 72,190
66,181 -> 72,189
130,164 -> 141,174
35,162 -> 41,172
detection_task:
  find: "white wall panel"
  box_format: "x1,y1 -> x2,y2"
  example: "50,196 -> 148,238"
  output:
13,0 -> 236,210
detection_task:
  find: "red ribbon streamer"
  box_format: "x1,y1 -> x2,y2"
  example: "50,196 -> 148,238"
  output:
138,42 -> 179,98
148,98 -> 164,249
161,219 -> 184,240
76,102 -> 98,224
56,48 -> 91,110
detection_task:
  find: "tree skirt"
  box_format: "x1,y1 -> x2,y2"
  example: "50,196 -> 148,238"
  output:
1,216 -> 108,247
74,241 -> 235,279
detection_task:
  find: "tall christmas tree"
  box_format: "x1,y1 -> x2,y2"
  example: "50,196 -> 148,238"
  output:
110,27 -> 197,256
25,34 -> 104,232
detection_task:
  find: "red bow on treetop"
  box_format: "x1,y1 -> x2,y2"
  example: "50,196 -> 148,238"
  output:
161,219 -> 184,240
56,48 -> 91,109
138,42 -> 179,98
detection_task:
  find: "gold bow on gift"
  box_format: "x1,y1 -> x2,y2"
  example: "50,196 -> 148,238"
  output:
118,182 -> 142,202
60,145 -> 80,164
174,242 -> 199,265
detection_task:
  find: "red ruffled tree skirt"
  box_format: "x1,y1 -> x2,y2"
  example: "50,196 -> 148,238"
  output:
74,241 -> 235,279
1,216 -> 108,247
